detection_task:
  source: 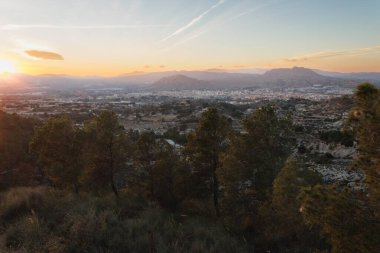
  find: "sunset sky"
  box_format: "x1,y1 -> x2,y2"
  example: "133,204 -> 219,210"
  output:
0,0 -> 379,76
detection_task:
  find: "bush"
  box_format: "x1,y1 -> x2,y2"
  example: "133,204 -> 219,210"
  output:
0,187 -> 249,252
61,209 -> 130,252
60,208 -> 248,253
0,187 -> 48,224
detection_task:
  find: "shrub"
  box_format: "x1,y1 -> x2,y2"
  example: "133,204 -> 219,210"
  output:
0,187 -> 249,252
0,187 -> 47,224
4,215 -> 48,252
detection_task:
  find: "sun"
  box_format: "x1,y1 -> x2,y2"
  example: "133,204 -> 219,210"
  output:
0,60 -> 17,74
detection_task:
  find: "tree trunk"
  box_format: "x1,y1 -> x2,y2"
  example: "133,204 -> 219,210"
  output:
108,138 -> 118,197
212,154 -> 220,217
74,182 -> 79,194
213,168 -> 220,217
111,179 -> 119,197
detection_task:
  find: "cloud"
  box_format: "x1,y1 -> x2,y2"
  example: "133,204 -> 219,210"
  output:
161,30 -> 207,52
227,1 -> 278,23
160,0 -> 278,51
25,50 -> 64,60
1,24 -> 171,30
284,45 -> 380,62
139,65 -> 166,69
161,0 -> 225,41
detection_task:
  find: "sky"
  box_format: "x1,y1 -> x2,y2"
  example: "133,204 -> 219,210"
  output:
0,0 -> 379,76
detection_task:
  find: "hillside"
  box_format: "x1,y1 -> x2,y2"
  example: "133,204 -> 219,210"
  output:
257,67 -> 339,88
262,67 -> 324,80
152,75 -> 210,90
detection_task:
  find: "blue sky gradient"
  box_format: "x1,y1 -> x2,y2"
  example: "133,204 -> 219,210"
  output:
0,0 -> 379,75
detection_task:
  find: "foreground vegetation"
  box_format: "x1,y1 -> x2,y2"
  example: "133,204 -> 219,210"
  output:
0,83 -> 379,252
0,187 -> 250,253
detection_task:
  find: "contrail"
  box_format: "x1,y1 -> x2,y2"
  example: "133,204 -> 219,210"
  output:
161,0 -> 225,41
160,31 -> 207,52
160,0 -> 280,51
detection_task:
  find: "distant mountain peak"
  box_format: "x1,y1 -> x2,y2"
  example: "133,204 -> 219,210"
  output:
263,67 -> 323,79
152,75 -> 209,90
156,74 -> 200,82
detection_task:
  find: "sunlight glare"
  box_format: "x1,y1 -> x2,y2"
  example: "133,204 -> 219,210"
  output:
0,60 -> 17,74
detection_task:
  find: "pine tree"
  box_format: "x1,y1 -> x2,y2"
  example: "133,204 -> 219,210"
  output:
131,131 -> 160,198
151,143 -> 182,211
183,107 -> 231,217
298,83 -> 380,253
30,116 -> 82,192
349,83 -> 380,208
0,111 -> 38,189
219,106 -> 295,219
299,185 -> 380,253
257,159 -> 323,251
82,111 -> 127,197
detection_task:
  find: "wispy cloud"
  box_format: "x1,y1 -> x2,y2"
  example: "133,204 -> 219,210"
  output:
284,45 -> 380,62
1,24 -> 172,30
161,0 -> 225,41
160,0 -> 279,51
227,0 -> 279,23
25,50 -> 64,60
160,31 -> 207,52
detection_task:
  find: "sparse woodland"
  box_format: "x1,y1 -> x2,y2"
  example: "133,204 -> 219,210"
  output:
0,83 -> 379,253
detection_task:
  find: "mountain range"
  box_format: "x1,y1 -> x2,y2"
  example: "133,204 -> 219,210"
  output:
1,67 -> 379,92
149,67 -> 379,90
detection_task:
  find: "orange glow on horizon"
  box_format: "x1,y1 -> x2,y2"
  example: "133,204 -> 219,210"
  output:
9,57 -> 380,77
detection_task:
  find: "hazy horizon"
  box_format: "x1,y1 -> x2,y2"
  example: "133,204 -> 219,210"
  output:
2,66 -> 380,79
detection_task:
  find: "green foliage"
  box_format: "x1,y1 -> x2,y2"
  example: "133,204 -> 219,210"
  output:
272,159 -> 322,209
240,107 -> 295,197
295,84 -> 380,253
0,111 -> 39,189
319,130 -> 354,147
219,106 -> 295,221
256,159 -> 324,252
129,131 -> 160,199
299,185 -> 380,253
30,116 -> 82,191
150,144 -> 185,211
82,111 -> 127,196
0,187 -> 249,253
0,187 -> 47,224
130,137 -> 187,211
61,209 -> 248,253
162,127 -> 187,145
349,83 -> 380,207
5,214 -> 48,253
183,107 -> 232,217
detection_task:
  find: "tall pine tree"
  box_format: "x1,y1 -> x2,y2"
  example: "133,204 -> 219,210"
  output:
183,107 -> 231,217
30,116 -> 82,192
82,111 -> 127,197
